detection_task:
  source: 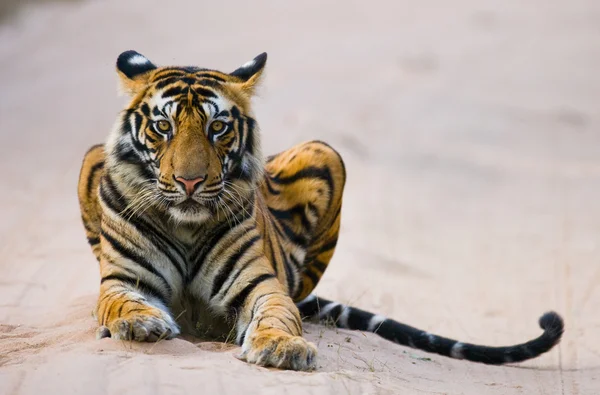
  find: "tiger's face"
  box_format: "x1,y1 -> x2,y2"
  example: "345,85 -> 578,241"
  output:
106,51 -> 266,223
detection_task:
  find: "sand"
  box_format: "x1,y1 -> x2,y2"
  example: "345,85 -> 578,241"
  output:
0,0 -> 599,394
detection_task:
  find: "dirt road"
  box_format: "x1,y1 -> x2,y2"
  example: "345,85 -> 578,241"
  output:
0,1 -> 598,394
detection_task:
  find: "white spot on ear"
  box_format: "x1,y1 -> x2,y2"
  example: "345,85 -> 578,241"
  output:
241,59 -> 256,69
129,54 -> 150,65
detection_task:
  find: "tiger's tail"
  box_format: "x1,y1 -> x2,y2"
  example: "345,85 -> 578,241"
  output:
297,294 -> 563,365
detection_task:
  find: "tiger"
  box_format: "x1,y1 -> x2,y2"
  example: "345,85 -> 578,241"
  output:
77,50 -> 564,371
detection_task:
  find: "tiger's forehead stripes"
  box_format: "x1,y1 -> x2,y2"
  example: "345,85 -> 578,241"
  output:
135,75 -> 235,125
150,67 -> 229,83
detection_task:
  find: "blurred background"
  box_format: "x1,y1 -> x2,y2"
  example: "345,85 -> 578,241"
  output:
0,0 -> 598,393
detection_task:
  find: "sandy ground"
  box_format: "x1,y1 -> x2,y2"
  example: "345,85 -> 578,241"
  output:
0,0 -> 599,394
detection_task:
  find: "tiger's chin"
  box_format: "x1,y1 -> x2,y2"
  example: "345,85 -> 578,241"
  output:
167,201 -> 213,224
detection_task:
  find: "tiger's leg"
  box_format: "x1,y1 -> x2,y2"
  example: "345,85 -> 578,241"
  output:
203,249 -> 316,370
262,140 -> 346,301
78,148 -> 181,341
95,205 -> 181,341
77,144 -> 105,261
96,264 -> 180,342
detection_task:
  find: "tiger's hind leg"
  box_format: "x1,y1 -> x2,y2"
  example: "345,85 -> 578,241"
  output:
262,140 -> 346,302
77,144 -> 106,261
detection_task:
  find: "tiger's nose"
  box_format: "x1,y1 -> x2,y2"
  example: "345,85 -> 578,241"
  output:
174,175 -> 206,196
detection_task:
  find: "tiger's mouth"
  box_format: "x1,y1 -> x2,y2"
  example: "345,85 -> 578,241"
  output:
176,199 -> 203,211
167,197 -> 214,223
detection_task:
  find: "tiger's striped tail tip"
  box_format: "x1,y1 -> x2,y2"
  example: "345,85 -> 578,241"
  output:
538,311 -> 564,345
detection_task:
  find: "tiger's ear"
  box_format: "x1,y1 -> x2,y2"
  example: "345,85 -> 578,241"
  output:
229,52 -> 267,97
116,50 -> 157,96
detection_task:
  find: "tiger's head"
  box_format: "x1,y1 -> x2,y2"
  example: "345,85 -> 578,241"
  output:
106,50 -> 266,223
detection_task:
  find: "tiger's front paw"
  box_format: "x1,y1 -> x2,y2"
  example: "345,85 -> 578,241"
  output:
102,308 -> 180,342
240,329 -> 317,371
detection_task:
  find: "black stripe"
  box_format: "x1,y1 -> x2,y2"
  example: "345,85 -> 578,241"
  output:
162,86 -> 184,98
313,207 -> 341,242
270,166 -> 334,196
271,314 -> 296,336
220,255 -> 262,298
101,273 -> 169,307
116,299 -> 144,319
228,273 -> 276,314
312,259 -> 328,273
126,217 -> 186,279
195,72 -> 226,82
245,117 -> 256,155
269,223 -> 296,295
188,221 -> 235,282
269,204 -> 313,232
101,178 -> 186,278
210,235 -> 261,298
319,238 -> 338,255
101,230 -> 172,299
99,291 -> 123,325
303,268 -> 320,288
99,174 -> 128,213
97,287 -> 126,320
266,235 -> 278,276
86,162 -> 104,196
114,142 -> 142,165
346,308 -> 372,331
132,112 -> 143,133
278,220 -> 308,246
153,71 -> 185,80
296,296 -> 322,318
191,86 -> 217,98
188,203 -> 255,282
288,253 -> 301,269
140,104 -> 151,117
82,216 -> 93,232
283,253 -> 297,298
156,77 -> 181,90
264,177 -> 281,195
87,236 -> 100,246
323,304 -> 343,323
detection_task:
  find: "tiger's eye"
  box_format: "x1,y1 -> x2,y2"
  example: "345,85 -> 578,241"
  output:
210,121 -> 225,133
156,120 -> 171,133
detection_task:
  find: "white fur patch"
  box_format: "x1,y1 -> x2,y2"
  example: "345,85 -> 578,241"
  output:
318,302 -> 339,319
367,314 -> 386,332
241,59 -> 256,69
168,205 -> 212,224
337,306 -> 350,328
129,54 -> 150,65
450,342 -> 465,359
